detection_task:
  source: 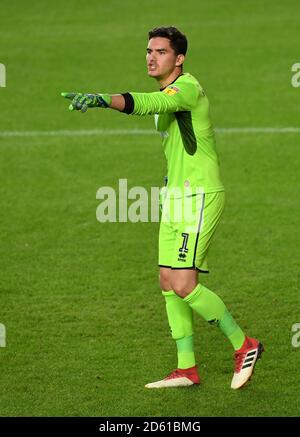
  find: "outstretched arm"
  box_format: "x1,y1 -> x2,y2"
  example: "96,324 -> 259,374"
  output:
61,82 -> 199,115
61,92 -> 125,112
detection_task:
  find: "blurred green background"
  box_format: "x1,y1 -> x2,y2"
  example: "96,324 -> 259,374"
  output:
0,0 -> 299,417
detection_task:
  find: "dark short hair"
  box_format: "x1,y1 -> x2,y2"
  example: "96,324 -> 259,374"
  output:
148,26 -> 188,56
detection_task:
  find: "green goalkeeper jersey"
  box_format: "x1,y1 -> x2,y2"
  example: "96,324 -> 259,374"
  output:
124,73 -> 224,196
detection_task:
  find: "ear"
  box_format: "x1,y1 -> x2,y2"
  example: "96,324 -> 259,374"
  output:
175,54 -> 185,67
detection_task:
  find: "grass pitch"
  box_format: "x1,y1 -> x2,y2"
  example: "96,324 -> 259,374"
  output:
0,0 -> 299,417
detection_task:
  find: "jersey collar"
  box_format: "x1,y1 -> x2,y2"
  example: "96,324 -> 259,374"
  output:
160,73 -> 184,91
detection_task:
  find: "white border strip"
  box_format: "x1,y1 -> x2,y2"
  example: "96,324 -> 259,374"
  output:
0,127 -> 300,138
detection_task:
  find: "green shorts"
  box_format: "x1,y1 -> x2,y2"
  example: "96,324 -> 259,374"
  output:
158,191 -> 225,272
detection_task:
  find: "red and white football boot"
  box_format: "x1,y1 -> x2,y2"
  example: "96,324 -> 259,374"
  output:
231,336 -> 264,389
145,365 -> 200,389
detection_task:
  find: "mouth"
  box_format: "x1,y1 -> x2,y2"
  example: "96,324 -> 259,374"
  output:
148,64 -> 157,72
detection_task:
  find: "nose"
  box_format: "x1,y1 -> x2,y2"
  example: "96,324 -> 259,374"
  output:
147,53 -> 156,63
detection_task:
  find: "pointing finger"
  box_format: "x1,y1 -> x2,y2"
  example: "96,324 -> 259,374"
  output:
61,92 -> 77,100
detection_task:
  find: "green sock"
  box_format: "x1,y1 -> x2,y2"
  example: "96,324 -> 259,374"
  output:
162,290 -> 196,369
176,335 -> 195,369
184,284 -> 245,350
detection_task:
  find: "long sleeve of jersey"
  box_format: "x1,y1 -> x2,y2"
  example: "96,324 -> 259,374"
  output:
127,77 -> 200,116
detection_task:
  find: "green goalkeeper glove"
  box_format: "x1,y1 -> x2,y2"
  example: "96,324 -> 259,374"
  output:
61,92 -> 112,113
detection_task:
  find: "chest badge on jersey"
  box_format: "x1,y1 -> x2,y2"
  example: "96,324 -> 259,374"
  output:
163,86 -> 180,96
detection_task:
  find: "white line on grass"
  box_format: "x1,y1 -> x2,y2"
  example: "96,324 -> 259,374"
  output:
0,127 -> 300,138
0,129 -> 155,138
216,127 -> 300,134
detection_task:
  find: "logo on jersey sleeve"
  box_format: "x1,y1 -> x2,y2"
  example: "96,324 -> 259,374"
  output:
163,85 -> 180,96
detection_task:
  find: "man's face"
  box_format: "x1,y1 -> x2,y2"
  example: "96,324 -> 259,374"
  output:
146,37 -> 183,80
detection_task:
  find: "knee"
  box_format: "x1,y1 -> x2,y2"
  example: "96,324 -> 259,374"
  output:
159,270 -> 172,291
171,280 -> 198,298
172,283 -> 189,298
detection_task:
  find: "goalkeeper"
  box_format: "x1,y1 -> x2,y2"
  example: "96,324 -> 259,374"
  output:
62,26 -> 263,389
